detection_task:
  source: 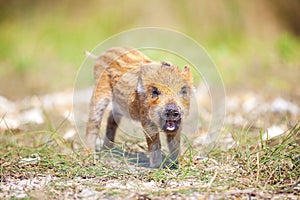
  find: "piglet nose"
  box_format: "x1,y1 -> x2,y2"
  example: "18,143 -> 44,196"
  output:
163,104 -> 181,120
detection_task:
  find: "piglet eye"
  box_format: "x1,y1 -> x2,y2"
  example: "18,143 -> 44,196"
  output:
151,87 -> 160,98
180,86 -> 189,97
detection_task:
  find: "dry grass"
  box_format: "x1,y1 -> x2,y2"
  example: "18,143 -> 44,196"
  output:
0,120 -> 299,199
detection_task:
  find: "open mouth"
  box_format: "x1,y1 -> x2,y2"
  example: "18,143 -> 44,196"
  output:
162,119 -> 181,132
161,103 -> 182,132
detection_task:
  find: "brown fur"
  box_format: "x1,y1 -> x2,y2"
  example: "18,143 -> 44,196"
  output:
86,47 -> 193,168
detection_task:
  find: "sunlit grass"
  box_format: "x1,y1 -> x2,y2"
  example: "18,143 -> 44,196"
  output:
1,120 -> 299,198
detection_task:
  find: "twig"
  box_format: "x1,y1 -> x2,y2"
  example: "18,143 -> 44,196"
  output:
199,171 -> 218,188
256,152 -> 260,183
292,180 -> 300,188
221,189 -> 270,199
207,171 -> 218,188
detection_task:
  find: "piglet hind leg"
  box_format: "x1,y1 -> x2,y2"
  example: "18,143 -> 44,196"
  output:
102,111 -> 122,149
86,72 -> 112,162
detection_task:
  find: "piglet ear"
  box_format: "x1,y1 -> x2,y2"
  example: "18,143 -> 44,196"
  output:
182,65 -> 193,84
137,64 -> 145,94
184,65 -> 190,73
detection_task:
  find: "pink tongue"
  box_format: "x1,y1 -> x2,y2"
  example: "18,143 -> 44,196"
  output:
168,121 -> 175,127
166,121 -> 175,131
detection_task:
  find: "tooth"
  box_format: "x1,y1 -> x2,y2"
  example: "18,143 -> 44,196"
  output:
166,126 -> 175,131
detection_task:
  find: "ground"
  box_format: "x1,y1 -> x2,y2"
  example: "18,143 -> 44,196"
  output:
0,88 -> 299,199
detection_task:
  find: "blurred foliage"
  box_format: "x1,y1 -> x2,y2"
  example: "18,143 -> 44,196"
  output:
276,32 -> 300,62
0,0 -> 299,99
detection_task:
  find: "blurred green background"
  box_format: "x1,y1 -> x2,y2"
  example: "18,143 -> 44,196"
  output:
0,0 -> 299,100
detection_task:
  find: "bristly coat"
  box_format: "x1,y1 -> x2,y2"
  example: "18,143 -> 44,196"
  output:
86,47 -> 193,168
